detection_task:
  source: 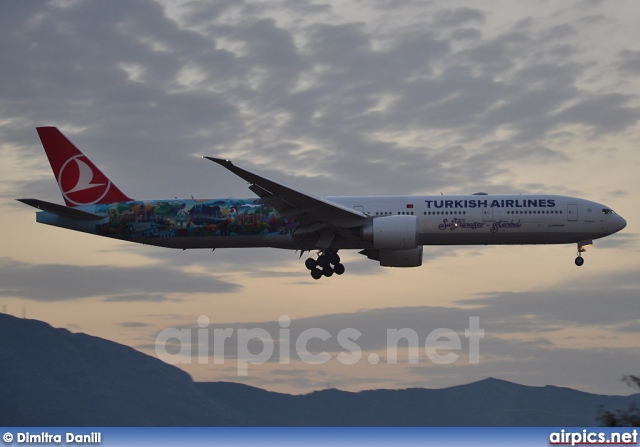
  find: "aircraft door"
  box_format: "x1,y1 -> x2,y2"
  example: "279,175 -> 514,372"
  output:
482,205 -> 493,222
567,204 -> 578,221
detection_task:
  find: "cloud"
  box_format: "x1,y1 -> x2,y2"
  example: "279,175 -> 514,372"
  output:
618,49 -> 640,75
4,0 -> 637,202
119,321 -> 151,328
143,284 -> 640,393
433,8 -> 486,28
594,232 -> 638,250
149,269 -> 640,359
552,94 -> 640,134
461,288 -> 640,328
0,257 -> 240,301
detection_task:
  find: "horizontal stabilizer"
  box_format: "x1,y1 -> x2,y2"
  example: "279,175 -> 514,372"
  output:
17,199 -> 106,221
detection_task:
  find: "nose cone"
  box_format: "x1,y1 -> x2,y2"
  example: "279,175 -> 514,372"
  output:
615,214 -> 627,233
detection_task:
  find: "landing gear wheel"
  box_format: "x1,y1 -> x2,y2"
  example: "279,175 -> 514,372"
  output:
575,256 -> 584,267
305,258 -> 317,270
304,250 -> 342,278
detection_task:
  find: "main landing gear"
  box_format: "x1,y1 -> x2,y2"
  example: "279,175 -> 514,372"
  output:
305,251 -> 345,280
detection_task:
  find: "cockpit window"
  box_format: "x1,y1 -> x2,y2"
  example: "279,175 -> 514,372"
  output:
602,209 -> 616,215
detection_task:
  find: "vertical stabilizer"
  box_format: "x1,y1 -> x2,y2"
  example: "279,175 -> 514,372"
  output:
36,127 -> 133,206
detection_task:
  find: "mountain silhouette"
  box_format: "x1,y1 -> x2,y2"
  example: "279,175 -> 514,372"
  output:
0,313 -> 239,426
197,379 -> 640,426
1,313 -> 638,426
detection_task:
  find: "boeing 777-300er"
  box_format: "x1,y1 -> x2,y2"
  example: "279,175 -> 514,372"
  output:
18,127 -> 627,279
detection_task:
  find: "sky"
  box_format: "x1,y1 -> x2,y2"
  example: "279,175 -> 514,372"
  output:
1,0 -> 639,396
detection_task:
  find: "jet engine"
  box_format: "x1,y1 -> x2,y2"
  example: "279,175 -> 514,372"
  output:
379,246 -> 423,267
361,215 -> 418,250
358,246 -> 423,267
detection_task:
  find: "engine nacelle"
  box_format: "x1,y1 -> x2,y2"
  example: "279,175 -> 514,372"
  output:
361,215 -> 418,250
380,246 -> 423,267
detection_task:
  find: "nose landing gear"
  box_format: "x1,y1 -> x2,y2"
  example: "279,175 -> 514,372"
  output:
574,240 -> 592,266
305,251 -> 345,279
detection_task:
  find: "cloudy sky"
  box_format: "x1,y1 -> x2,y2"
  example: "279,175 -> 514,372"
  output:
1,0 -> 639,396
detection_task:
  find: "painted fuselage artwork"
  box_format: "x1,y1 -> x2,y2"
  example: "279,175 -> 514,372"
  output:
95,199 -> 296,241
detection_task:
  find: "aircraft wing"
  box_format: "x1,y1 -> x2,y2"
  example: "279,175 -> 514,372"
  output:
204,157 -> 367,228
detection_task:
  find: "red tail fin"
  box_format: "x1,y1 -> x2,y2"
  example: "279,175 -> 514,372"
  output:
36,127 -> 133,207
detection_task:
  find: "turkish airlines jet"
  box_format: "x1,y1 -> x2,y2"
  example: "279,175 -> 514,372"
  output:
19,127 -> 627,279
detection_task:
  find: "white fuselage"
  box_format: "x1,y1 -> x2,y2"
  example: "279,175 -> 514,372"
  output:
327,194 -> 624,246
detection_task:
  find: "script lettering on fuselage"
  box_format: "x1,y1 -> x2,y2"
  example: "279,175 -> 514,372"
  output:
490,219 -> 522,233
424,199 -> 556,209
438,218 -> 522,232
438,218 -> 485,230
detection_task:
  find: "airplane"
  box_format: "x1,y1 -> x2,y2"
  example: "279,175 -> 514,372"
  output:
18,127 -> 627,280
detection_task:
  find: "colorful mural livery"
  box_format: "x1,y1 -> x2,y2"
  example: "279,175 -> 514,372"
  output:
95,199 -> 297,240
